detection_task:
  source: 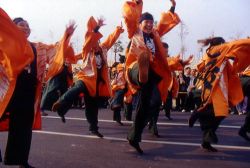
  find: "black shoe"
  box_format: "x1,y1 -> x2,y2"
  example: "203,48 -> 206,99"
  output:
41,112 -> 48,116
91,131 -> 104,138
201,142 -> 218,152
60,115 -> 66,123
116,120 -> 124,126
153,133 -> 161,138
239,127 -> 250,141
128,140 -> 143,154
165,115 -> 173,120
57,111 -> 66,123
19,163 -> 35,168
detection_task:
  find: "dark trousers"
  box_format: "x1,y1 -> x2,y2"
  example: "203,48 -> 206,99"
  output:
111,89 -> 126,122
58,80 -> 100,131
185,92 -> 195,111
0,148 -> 2,162
163,91 -> 172,117
4,70 -> 37,165
127,64 -> 161,142
199,105 -> 225,144
241,76 -> 250,131
124,102 -> 133,121
40,66 -> 69,111
148,85 -> 162,135
176,92 -> 187,110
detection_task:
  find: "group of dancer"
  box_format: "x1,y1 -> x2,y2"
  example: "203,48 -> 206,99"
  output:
1,0 -> 250,167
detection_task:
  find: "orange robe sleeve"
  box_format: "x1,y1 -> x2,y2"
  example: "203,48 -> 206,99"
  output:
82,17 -> 103,61
101,26 -> 124,51
122,0 -> 143,39
220,39 -> 250,73
157,11 -> 181,37
167,56 -> 183,71
44,30 -> 74,82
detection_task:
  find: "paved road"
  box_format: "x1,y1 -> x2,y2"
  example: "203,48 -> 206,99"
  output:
1,108 -> 250,168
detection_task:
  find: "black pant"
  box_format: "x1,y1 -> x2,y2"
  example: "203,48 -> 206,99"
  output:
40,66 -> 69,111
241,76 -> 250,131
111,89 -> 126,122
127,64 -> 161,142
124,102 -> 133,121
148,85 -> 162,135
58,80 -> 100,131
199,105 -> 225,144
4,70 -> 37,165
176,92 -> 187,110
163,91 -> 172,117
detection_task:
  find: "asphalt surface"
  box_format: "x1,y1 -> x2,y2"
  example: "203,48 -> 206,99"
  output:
1,108 -> 250,168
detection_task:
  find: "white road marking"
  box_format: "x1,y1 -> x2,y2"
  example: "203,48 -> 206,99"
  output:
33,130 -> 250,151
43,116 -> 241,129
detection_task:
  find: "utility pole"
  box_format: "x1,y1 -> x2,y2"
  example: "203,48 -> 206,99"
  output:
179,21 -> 188,59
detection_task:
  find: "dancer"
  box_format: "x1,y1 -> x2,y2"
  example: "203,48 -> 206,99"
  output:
238,66 -> 250,141
111,55 -> 126,125
52,16 -> 124,138
0,8 -> 75,167
122,0 -> 180,153
189,37 -> 250,152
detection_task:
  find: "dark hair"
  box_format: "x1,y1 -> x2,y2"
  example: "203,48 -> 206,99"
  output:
202,37 -> 225,58
119,54 -> 126,63
162,42 -> 169,49
139,12 -> 154,23
200,37 -> 225,47
13,17 -> 25,25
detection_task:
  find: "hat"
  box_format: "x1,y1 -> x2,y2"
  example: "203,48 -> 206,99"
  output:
139,12 -> 154,23
13,17 -> 25,24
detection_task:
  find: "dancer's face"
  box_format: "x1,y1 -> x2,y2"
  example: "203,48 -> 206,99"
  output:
140,20 -> 154,34
16,20 -> 31,38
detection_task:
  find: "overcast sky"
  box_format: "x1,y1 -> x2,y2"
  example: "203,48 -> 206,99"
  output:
1,0 -> 250,64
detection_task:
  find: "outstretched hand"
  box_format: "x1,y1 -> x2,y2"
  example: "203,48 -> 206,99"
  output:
118,21 -> 125,33
97,16 -> 106,27
170,0 -> 176,7
65,20 -> 76,38
182,55 -> 194,66
135,0 -> 143,4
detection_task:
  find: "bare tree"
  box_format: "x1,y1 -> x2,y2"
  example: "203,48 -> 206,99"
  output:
112,40 -> 124,62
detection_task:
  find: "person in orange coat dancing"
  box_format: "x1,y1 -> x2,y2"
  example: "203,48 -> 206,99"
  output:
189,37 -> 250,152
52,16 -> 124,138
122,0 -> 180,154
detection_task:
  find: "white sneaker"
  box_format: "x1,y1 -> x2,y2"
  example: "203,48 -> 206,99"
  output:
181,109 -> 186,113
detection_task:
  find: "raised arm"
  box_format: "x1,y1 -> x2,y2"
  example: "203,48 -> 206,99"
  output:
156,0 -> 181,37
101,25 -> 124,51
45,21 -> 76,82
82,16 -> 103,59
122,0 -> 143,39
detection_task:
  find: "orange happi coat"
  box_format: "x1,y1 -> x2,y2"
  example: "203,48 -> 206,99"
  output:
196,38 -> 250,117
0,8 -> 75,130
168,56 -> 183,98
122,0 -> 180,101
111,63 -> 126,92
76,17 -> 124,97
0,8 -> 37,130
